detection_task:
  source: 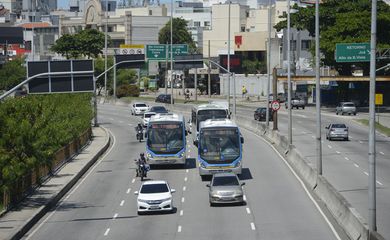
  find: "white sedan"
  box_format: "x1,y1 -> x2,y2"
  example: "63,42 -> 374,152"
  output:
142,112 -> 156,127
131,102 -> 149,115
134,180 -> 175,214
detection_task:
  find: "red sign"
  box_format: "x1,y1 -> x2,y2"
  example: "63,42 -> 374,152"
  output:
271,100 -> 281,111
235,36 -> 242,48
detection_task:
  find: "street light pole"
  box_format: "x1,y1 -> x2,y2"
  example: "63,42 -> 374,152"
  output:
170,0 -> 174,105
368,0 -> 377,233
104,0 -> 108,98
266,0 -> 271,127
315,0 -> 322,176
227,2 -> 231,113
287,0 -> 292,145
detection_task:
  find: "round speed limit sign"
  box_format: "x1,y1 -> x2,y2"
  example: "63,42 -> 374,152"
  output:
271,100 -> 281,111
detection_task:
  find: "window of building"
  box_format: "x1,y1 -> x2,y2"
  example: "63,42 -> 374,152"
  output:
301,40 -> 311,50
194,21 -> 201,27
204,21 -> 210,27
241,26 -> 245,32
149,10 -> 152,15
290,40 -> 297,51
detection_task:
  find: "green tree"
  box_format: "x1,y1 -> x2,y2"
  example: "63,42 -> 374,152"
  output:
117,69 -> 138,86
0,57 -> 26,90
242,59 -> 267,75
158,18 -> 197,53
50,34 -> 80,59
274,0 -> 390,75
51,29 -> 108,59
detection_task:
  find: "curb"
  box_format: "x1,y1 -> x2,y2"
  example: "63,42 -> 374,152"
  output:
8,126 -> 111,240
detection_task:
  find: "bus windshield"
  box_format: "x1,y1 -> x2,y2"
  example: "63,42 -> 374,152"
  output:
199,128 -> 240,164
147,123 -> 184,154
197,109 -> 228,131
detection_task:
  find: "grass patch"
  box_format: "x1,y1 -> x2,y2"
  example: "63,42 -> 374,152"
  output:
121,96 -> 208,105
356,119 -> 390,137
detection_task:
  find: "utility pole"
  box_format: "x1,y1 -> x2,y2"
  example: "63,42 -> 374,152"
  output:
165,42 -> 168,94
227,1 -> 231,112
272,67 -> 278,130
170,0 -> 174,105
287,0 -> 292,145
104,0 -> 108,98
194,68 -> 198,102
266,0 -> 271,127
368,0 -> 377,233
208,40 -> 211,98
315,0 -> 322,176
113,56 -> 117,102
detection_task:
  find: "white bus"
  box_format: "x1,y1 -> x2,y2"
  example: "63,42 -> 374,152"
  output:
197,119 -> 244,176
145,113 -> 187,165
190,103 -> 230,145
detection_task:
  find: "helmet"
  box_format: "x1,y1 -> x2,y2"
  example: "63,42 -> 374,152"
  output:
140,153 -> 144,157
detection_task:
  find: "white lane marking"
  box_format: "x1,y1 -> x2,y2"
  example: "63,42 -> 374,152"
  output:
364,172 -> 369,176
119,120 -> 124,123
321,140 -> 324,143
354,164 -> 359,168
127,188 -> 131,194
110,118 -> 114,121
377,181 -> 383,186
120,200 -> 125,206
328,145 -> 332,149
180,210 -> 184,216
359,141 -> 363,144
336,151 -> 341,154
188,149 -> 191,153
178,226 -> 182,232
25,127 -> 116,240
243,195 -> 247,201
250,222 -> 256,230
246,208 -> 251,214
184,177 -> 188,182
132,178 -> 135,183
345,157 -> 350,161
113,213 -> 118,219
242,128 -> 342,240
380,151 -> 385,155
292,128 -> 296,130
181,197 -> 185,203
187,155 -> 191,158
186,169 -> 189,173
104,228 -> 110,236
311,135 -> 315,139
302,131 -> 306,134
183,186 -> 186,191
128,123 -> 133,126
349,136 -> 353,139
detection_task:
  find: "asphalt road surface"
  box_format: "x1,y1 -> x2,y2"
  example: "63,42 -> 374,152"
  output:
22,103 -> 343,240
237,105 -> 390,239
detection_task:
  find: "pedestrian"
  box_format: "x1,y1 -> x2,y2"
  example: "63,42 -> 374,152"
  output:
242,85 -> 247,98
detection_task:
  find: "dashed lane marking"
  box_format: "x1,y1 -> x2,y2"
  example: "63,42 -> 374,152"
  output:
328,145 -> 332,149
380,152 -> 385,155
186,169 -> 189,173
128,123 -> 133,126
184,177 -> 188,182
178,226 -> 182,232
250,223 -> 256,231
364,172 -> 369,176
336,151 -> 341,154
311,135 -> 315,139
377,181 -> 383,186
126,188 -> 131,194
180,210 -> 183,216
359,141 -> 363,144
181,197 -> 185,203
132,178 -> 135,183
104,228 -> 110,236
120,200 -> 125,206
183,186 -> 186,191
113,213 -> 118,219
354,164 -> 359,168
243,195 -> 247,201
119,120 -> 124,123
187,155 -> 191,158
246,208 -> 251,214
345,157 -> 350,161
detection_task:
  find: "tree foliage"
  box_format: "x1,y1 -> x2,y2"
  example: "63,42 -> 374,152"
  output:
117,69 -> 138,86
242,59 -> 267,75
51,29 -> 108,59
158,18 -> 197,53
274,0 -> 390,74
94,56 -> 114,95
0,57 -> 26,90
0,94 -> 93,191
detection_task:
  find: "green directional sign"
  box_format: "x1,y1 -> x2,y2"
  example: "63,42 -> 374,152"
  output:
335,43 -> 370,63
146,44 -> 188,60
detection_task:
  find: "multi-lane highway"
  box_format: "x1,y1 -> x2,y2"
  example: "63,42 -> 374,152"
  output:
21,103 -> 343,240
237,105 -> 390,239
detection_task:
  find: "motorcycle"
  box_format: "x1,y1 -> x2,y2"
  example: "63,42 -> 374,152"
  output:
135,159 -> 150,181
136,128 -> 143,142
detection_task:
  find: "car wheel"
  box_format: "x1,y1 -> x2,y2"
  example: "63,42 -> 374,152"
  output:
336,111 -> 339,115
345,137 -> 349,141
302,106 -> 305,109
137,211 -> 142,215
329,137 -> 332,141
341,112 -> 344,115
210,202 -> 215,207
353,113 -> 356,115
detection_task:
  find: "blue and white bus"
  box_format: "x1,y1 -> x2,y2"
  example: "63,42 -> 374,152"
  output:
145,113 -> 187,165
197,119 -> 244,176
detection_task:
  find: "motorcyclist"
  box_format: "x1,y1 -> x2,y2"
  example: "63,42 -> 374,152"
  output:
135,123 -> 143,140
136,153 -> 148,177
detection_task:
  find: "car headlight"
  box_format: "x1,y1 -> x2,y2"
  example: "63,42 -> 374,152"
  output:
160,197 -> 172,202
138,199 -> 148,203
200,162 -> 206,168
179,152 -> 185,158
233,161 -> 241,168
147,153 -> 152,158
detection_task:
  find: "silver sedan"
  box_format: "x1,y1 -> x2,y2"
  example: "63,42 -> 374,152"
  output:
325,123 -> 349,141
207,172 -> 245,206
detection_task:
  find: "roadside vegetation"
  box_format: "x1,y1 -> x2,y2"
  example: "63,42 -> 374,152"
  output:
356,119 -> 390,137
0,93 -> 93,208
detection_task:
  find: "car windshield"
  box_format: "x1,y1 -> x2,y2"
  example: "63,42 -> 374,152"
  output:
140,184 -> 169,193
199,128 -> 240,163
332,124 -> 346,128
136,104 -> 147,107
343,103 -> 355,107
144,113 -> 155,118
212,176 -> 239,186
147,123 -> 184,154
197,109 -> 228,131
151,106 -> 167,113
